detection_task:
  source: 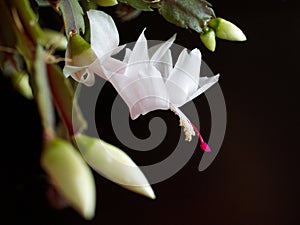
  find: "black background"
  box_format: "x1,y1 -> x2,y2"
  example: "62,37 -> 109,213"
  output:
1,0 -> 300,225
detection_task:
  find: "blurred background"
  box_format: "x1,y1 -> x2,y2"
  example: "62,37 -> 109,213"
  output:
1,0 -> 299,225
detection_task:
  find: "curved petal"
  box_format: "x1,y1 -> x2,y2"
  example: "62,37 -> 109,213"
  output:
63,62 -> 95,86
87,10 -> 119,59
149,33 -> 176,62
148,35 -> 175,80
152,49 -> 173,81
165,48 -> 202,106
71,69 -> 95,87
127,29 -> 149,72
110,64 -> 169,119
188,74 -> 220,101
123,48 -> 132,64
63,64 -> 89,78
101,58 -> 127,80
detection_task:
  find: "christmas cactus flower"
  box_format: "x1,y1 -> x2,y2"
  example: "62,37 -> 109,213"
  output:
63,9 -> 219,152
63,9 -> 124,86
100,31 -> 220,152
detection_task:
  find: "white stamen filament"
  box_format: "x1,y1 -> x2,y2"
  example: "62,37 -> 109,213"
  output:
169,104 -> 195,142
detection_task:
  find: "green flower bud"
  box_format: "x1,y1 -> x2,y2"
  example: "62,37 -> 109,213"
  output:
12,72 -> 33,99
208,17 -> 247,41
2,61 -> 33,99
41,137 -> 96,220
68,34 -> 97,66
200,28 -> 216,52
95,0 -> 118,7
74,134 -> 156,200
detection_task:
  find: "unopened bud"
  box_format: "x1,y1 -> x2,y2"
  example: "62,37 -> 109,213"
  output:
200,28 -> 216,52
41,137 -> 96,220
208,17 -> 247,41
74,134 -> 156,199
95,0 -> 118,7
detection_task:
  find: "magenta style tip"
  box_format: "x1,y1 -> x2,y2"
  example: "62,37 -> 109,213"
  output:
200,142 -> 211,152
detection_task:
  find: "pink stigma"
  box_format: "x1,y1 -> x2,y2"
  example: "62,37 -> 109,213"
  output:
200,142 -> 211,152
190,122 -> 211,152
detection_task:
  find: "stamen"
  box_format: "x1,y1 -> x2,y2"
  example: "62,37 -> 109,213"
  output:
169,104 -> 211,152
169,105 -> 195,142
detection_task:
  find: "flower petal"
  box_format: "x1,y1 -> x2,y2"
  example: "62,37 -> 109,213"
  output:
123,48 -> 132,64
153,49 -> 173,81
127,29 -> 149,68
87,9 -> 119,59
63,64 -> 88,78
116,64 -> 169,119
149,33 -> 176,62
165,48 -> 201,106
188,74 -> 220,101
90,57 -> 126,80
148,34 -> 175,80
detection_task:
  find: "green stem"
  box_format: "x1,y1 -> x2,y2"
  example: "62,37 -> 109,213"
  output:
47,64 -> 87,136
8,0 -> 44,45
31,45 -> 56,140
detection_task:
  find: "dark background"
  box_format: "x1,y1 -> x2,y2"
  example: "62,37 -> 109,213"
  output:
1,0 -> 300,225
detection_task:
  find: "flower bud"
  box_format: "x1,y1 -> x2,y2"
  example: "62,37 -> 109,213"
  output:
95,0 -> 118,7
208,17 -> 247,41
41,137 -> 96,220
12,72 -> 33,99
68,33 -> 97,67
200,28 -> 216,52
74,134 -> 156,199
3,60 -> 33,99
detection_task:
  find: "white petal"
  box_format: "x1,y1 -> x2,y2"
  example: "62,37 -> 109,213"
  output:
123,48 -> 132,63
149,33 -> 176,62
88,10 -> 119,59
152,49 -> 173,81
63,64 -> 95,86
90,57 -> 126,80
74,69 -> 96,87
166,48 -> 202,106
63,64 -> 88,78
188,74 -> 220,101
127,29 -> 149,66
110,64 -> 169,119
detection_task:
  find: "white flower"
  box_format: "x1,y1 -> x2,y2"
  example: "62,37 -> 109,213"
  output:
63,9 -> 220,151
63,10 -> 125,86
101,30 -> 220,151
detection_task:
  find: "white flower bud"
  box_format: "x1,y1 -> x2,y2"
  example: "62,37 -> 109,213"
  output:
41,137 -> 96,220
74,134 -> 156,199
